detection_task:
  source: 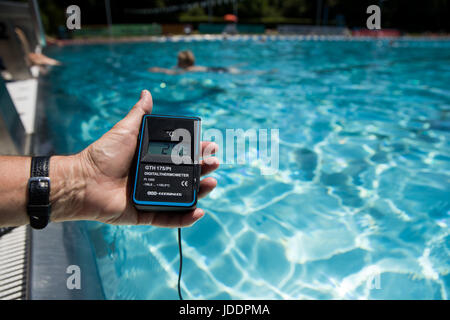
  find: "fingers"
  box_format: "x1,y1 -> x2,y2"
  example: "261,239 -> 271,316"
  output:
200,157 -> 219,176
115,90 -> 153,135
198,177 -> 217,198
135,176 -> 217,227
201,141 -> 218,157
137,208 -> 205,228
201,141 -> 219,169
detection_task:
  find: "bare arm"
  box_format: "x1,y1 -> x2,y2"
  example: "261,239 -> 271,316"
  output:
0,90 -> 219,228
0,155 -> 83,226
148,67 -> 180,75
0,156 -> 31,226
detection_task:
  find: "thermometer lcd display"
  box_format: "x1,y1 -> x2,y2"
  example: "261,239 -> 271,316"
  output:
148,141 -> 181,156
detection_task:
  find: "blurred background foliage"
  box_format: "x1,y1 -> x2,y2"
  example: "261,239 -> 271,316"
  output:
5,0 -> 450,34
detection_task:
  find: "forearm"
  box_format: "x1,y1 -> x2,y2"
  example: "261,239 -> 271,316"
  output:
0,155 -> 86,226
0,157 -> 30,226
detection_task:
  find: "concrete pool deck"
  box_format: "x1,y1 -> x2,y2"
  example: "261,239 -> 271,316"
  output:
0,66 -> 39,156
6,78 -> 38,136
0,74 -> 38,300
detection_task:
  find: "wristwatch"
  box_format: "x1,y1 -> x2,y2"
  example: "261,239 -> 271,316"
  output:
27,156 -> 51,229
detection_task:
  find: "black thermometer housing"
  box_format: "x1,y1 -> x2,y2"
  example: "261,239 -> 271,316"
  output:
131,114 -> 201,211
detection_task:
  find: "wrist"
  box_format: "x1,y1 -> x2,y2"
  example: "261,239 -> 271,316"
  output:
49,154 -> 87,222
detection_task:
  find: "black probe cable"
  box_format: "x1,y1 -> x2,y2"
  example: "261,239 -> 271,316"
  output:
177,227 -> 183,300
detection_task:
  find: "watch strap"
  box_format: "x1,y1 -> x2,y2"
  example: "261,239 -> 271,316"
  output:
27,156 -> 51,229
31,155 -> 49,178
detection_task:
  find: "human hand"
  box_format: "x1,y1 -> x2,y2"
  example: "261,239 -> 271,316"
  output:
50,90 -> 219,227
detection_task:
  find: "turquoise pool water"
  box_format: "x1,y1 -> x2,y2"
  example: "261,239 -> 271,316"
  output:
44,39 -> 450,299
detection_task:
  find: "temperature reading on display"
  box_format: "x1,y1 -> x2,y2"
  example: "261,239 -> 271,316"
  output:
148,142 -> 183,156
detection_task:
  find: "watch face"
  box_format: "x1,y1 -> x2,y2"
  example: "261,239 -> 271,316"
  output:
38,180 -> 49,189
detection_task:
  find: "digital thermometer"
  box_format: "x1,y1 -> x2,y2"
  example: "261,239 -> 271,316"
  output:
132,115 -> 201,211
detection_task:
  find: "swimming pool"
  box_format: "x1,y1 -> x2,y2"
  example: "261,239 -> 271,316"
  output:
44,38 -> 450,299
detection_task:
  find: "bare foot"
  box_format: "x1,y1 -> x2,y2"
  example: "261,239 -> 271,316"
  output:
28,53 -> 62,66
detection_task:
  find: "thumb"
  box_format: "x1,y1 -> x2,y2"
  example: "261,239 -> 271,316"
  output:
135,89 -> 153,114
115,90 -> 153,135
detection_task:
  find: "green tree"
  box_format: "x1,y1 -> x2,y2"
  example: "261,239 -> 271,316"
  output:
238,0 -> 281,19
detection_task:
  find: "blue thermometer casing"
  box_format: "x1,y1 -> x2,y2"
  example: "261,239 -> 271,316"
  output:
131,114 -> 201,211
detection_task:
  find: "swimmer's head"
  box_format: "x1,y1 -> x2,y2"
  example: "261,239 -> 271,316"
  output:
177,50 -> 195,68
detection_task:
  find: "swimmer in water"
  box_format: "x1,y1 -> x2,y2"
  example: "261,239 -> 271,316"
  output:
148,50 -> 240,75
